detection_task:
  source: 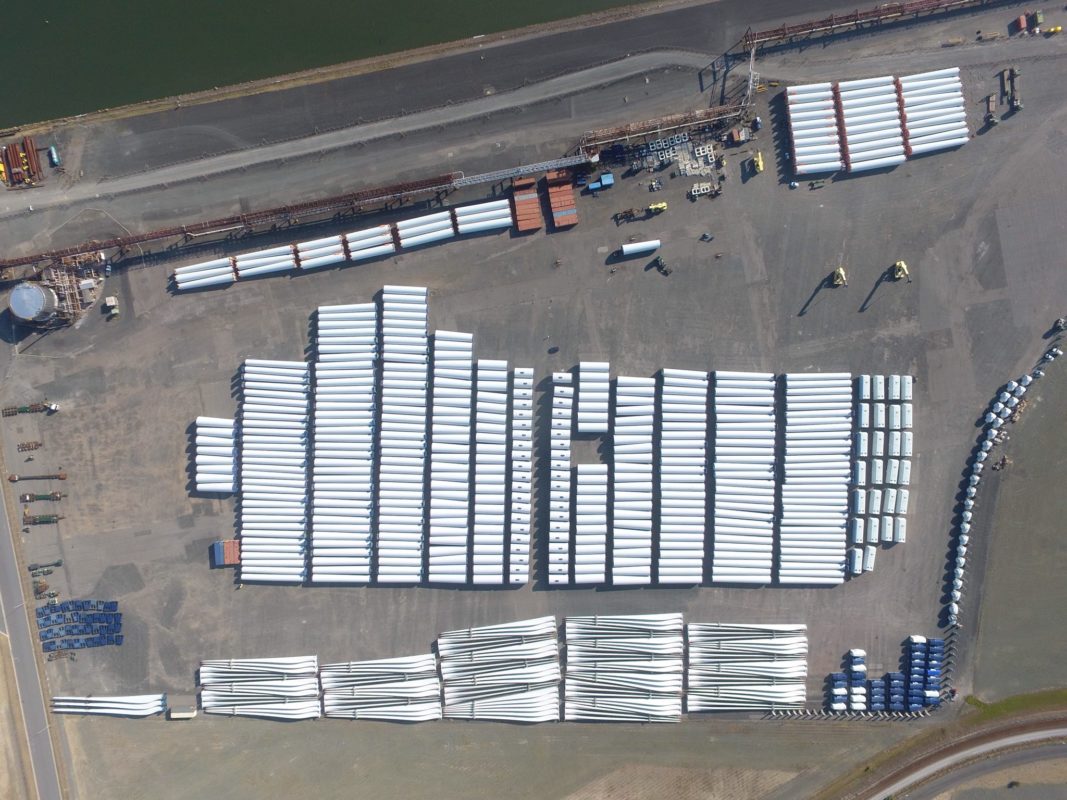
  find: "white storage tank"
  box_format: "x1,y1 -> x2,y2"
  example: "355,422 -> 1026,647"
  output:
9,282 -> 59,324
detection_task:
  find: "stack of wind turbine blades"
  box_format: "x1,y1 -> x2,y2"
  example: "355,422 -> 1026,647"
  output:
837,75 -> 906,173
199,656 -> 320,720
572,464 -> 608,584
564,614 -> 684,722
898,67 -> 969,157
454,200 -> 514,235
51,694 -> 167,717
686,623 -> 808,711
508,367 -> 535,585
296,234 -> 346,271
376,285 -> 429,584
344,225 -> 396,262
438,616 -> 560,722
238,359 -> 310,584
778,373 -> 852,585
173,256 -> 235,291
471,360 -> 510,585
786,83 -> 843,175
656,369 -> 709,584
234,245 -> 298,279
712,371 -> 776,584
320,654 -> 442,721
397,212 -> 455,250
548,372 -> 574,585
194,416 -> 236,493
612,376 -> 656,585
427,331 -> 475,584
577,362 -> 610,433
309,302 -> 379,584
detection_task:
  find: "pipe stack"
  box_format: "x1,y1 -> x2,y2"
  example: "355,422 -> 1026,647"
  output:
711,371 -> 776,584
308,303 -> 379,584
427,331 -> 475,584
238,359 -> 310,584
508,367 -> 535,585
786,82 -> 844,175
345,225 -> 396,262
471,360 -> 509,584
572,464 -> 608,584
453,199 -> 513,235
397,212 -> 455,250
172,257 -> 235,291
838,76 -> 906,173
777,373 -> 852,585
375,285 -> 429,583
577,362 -> 610,433
656,369 -> 709,584
234,245 -> 296,279
898,68 -> 968,157
611,376 -> 656,585
296,234 -> 346,271
194,416 -> 236,493
547,373 -> 574,586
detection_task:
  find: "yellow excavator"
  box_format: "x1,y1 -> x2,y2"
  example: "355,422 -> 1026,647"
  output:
647,202 -> 668,214
753,151 -> 764,174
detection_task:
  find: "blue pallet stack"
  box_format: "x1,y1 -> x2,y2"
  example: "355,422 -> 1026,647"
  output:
829,671 -> 848,712
34,600 -> 123,654
887,671 -> 906,712
907,634 -> 929,711
868,676 -> 886,712
926,637 -> 944,707
848,649 -> 867,712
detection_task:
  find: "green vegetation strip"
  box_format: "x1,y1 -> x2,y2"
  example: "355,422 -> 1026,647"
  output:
811,690 -> 1067,800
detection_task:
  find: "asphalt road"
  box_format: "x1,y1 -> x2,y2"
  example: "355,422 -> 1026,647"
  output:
905,741 -> 1067,799
866,727 -> 1067,799
0,490 -> 61,798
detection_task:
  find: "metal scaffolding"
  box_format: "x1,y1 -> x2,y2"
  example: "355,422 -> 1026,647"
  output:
741,0 -> 1003,50
579,103 -> 745,150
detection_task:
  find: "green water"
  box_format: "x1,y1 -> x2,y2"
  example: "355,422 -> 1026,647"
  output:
0,0 -> 649,127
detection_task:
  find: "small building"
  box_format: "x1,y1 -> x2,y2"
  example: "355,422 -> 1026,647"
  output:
167,694 -> 197,720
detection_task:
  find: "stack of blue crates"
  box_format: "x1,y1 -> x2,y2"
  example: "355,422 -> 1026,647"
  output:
926,638 -> 944,706
906,634 -> 942,711
35,600 -> 123,653
868,676 -> 887,711
848,650 -> 867,712
887,671 -> 906,711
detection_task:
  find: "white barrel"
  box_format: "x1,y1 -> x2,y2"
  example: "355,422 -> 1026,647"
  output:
620,240 -> 661,257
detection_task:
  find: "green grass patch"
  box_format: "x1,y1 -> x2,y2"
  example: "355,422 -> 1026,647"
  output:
961,689 -> 1067,724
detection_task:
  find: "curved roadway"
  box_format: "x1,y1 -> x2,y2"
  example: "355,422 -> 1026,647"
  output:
863,726 -> 1067,800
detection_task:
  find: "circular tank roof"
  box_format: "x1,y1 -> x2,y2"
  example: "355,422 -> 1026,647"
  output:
9,282 -> 57,322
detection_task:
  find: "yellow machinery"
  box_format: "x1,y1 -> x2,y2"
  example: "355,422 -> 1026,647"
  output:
753,151 -> 764,174
647,202 -> 668,214
831,267 -> 848,287
892,260 -> 910,281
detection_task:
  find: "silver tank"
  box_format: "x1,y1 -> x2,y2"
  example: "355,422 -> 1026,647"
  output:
9,282 -> 58,323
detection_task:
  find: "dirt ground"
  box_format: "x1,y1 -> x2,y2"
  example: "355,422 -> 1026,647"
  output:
2,4 -> 1067,800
